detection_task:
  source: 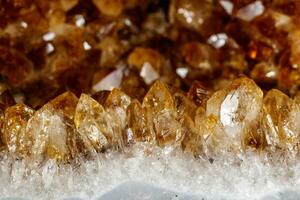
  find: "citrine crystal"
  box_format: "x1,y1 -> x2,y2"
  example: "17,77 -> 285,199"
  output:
105,88 -> 131,149
206,77 -> 264,153
25,92 -> 78,161
127,99 -> 147,142
143,81 -> 182,147
3,103 -> 34,157
262,89 -> 300,152
74,94 -> 109,153
2,0 -> 300,164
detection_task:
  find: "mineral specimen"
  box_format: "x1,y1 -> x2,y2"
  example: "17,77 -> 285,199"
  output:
1,0 -> 300,164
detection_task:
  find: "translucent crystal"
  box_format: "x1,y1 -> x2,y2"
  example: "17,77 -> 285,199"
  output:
181,116 -> 202,156
74,94 -> 109,153
105,88 -> 131,149
206,77 -> 264,152
3,103 -> 34,157
261,89 -> 299,151
195,107 -> 224,156
25,92 -> 79,161
49,91 -> 78,120
175,93 -> 202,155
0,90 -> 16,148
142,81 -> 182,147
187,81 -> 212,107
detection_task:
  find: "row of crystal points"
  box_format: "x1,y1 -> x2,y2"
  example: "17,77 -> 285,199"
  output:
0,77 -> 299,162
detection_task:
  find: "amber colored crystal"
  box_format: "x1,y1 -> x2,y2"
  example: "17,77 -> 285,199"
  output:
181,116 -> 202,156
0,90 -> 16,148
92,90 -> 110,105
120,71 -> 147,101
205,77 -> 263,153
0,90 -> 16,110
126,99 -> 147,142
127,47 -> 163,72
25,92 -> 79,161
175,93 -> 202,155
247,40 -> 273,61
3,103 -> 34,157
105,88 -> 131,149
142,80 -> 182,147
74,94 -> 109,153
261,89 -> 298,150
2,0 -> 300,162
48,91 -> 79,120
250,62 -> 278,86
196,108 -> 223,155
242,122 -> 266,150
187,81 -> 212,107
181,42 -> 217,73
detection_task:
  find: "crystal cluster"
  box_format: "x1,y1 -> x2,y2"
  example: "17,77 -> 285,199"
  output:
1,0 -> 300,162
0,77 -> 299,163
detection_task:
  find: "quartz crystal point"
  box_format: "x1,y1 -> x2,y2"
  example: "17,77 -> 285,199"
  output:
205,77 -> 264,153
175,93 -> 203,155
25,92 -> 79,161
105,88 -> 131,149
0,90 -> 16,147
195,107 -> 223,155
127,99 -> 147,142
142,80 -> 182,148
3,103 -> 34,157
262,89 -> 300,153
74,94 -> 109,153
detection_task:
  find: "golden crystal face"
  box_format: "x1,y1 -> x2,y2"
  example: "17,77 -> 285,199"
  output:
2,0 -> 300,164
0,76 -> 299,161
127,99 -> 147,142
262,89 -> 297,150
74,94 -> 109,153
3,103 -> 34,157
142,81 -> 181,147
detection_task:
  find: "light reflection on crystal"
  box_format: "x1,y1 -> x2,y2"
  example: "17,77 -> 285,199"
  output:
93,68 -> 124,92
236,1 -> 265,21
140,62 -> 159,85
43,32 -> 56,42
208,33 -> 228,48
